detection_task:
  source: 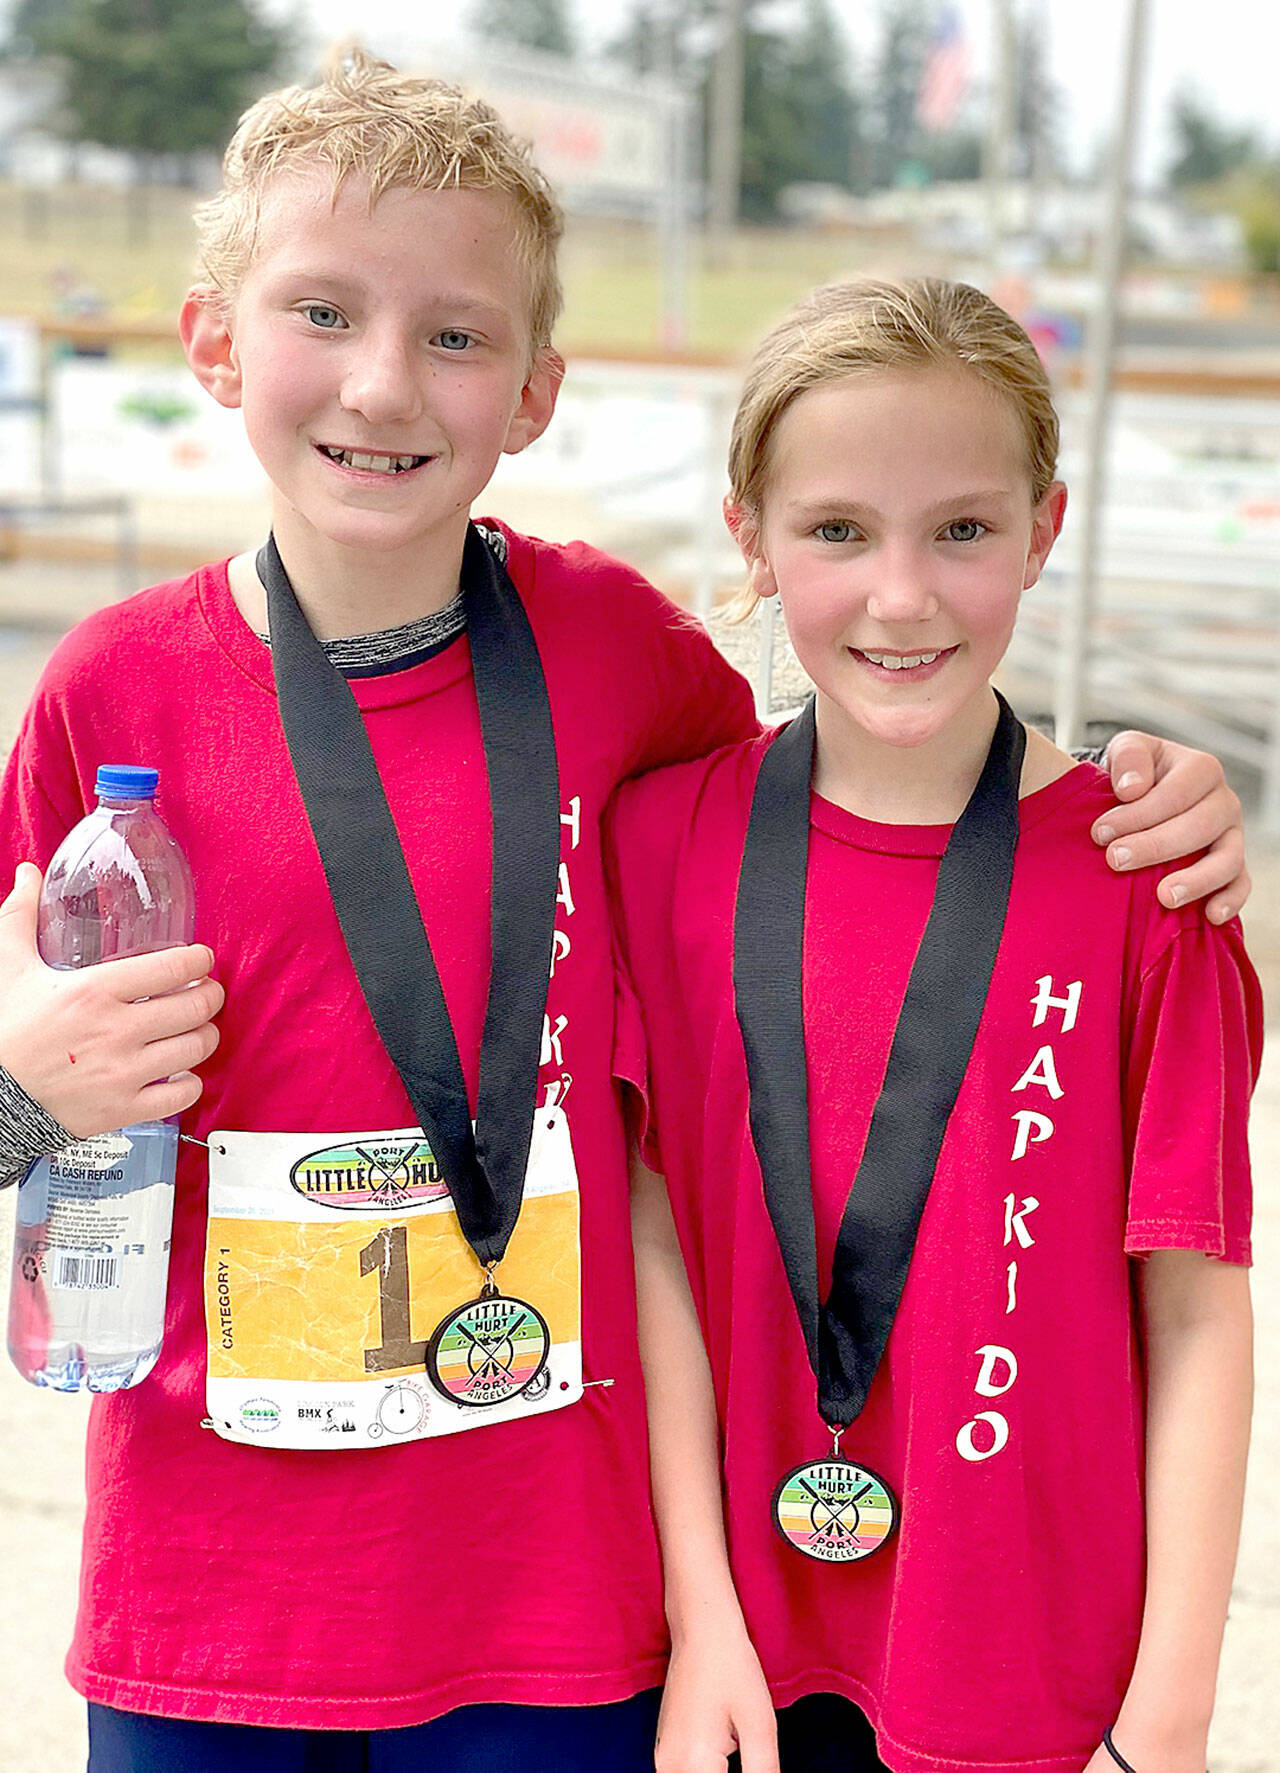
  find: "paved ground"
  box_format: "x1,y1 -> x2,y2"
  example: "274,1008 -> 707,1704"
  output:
0,556 -> 1274,1771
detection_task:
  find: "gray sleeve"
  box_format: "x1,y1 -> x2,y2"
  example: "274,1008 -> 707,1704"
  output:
0,1067 -> 71,1189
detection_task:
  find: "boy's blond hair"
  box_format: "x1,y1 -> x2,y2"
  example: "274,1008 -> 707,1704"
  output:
728,279 -> 1059,604
194,46 -> 564,349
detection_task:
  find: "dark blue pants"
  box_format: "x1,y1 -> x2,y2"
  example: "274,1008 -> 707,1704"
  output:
89,1688 -> 889,1772
87,1689 -> 664,1772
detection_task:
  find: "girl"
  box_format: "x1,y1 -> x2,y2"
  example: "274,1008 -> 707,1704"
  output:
607,279 -> 1259,1773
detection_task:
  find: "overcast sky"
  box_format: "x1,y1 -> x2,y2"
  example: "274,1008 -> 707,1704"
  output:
263,0 -> 1274,187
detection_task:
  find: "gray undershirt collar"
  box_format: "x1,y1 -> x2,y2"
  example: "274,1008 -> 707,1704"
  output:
250,524 -> 508,673
256,591 -> 466,670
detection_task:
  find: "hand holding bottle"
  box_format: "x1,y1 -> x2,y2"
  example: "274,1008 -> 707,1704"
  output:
6,766 -> 214,1390
0,861 -> 222,1136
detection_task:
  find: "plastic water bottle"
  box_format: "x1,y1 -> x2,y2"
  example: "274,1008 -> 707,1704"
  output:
7,765 -> 196,1391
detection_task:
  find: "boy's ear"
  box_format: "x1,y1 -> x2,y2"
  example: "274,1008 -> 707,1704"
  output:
502,348 -> 564,455
724,497 -> 779,599
180,287 -> 242,410
1023,481 -> 1068,589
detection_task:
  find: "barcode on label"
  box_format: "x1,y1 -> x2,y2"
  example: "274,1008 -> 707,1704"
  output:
51,1251 -> 121,1291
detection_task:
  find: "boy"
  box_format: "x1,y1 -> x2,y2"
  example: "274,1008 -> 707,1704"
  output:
0,54 -> 1252,1773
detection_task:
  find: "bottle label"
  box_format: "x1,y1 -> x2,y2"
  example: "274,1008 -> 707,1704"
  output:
202,1112 -> 583,1450
51,1132 -> 134,1173
19,1127 -> 174,1290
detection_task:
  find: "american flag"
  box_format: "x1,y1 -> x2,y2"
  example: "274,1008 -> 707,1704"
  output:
915,5 -> 971,134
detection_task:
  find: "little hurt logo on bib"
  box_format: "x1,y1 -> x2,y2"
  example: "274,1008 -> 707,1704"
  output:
290,1139 -> 448,1209
203,1111 -> 580,1448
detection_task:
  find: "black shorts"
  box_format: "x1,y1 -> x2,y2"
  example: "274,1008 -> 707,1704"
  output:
733,1692 -> 891,1773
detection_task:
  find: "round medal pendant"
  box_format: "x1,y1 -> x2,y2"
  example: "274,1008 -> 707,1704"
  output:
771,1456 -> 898,1563
426,1291 -> 551,1408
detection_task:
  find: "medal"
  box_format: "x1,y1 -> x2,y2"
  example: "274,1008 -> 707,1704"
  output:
426,1268 -> 550,1408
263,528 -> 562,1391
735,694 -> 1025,1556
772,1430 -> 898,1564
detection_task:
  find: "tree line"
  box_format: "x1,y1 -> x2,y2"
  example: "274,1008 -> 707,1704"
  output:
479,0 -> 1060,220
0,0 -> 1056,217
4,0 -> 1276,260
6,0 -> 283,168
1166,91 -> 1280,273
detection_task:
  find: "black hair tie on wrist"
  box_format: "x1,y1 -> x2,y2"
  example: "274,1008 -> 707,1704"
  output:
1102,1728 -> 1137,1773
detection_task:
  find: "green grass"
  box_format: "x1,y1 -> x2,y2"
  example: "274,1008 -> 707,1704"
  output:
0,180 -> 204,325
558,221 -> 880,359
0,178 -> 883,364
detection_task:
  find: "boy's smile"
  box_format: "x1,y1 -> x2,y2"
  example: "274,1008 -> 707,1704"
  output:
737,365 -> 1065,813
315,447 -> 429,475
182,171 -> 560,627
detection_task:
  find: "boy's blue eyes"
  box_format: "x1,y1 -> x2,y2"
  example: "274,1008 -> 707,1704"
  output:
298,308 -> 472,351
945,519 -> 986,542
817,521 -> 855,543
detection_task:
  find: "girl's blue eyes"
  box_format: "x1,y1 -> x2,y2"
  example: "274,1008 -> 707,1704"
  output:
815,519 -> 987,543
435,330 -> 473,351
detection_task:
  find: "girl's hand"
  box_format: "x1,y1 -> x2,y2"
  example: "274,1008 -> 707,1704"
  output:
1091,733 -> 1247,923
1081,1732 -> 1208,1773
656,1625 -> 779,1773
1083,1747 -> 1118,1773
0,863 -> 224,1136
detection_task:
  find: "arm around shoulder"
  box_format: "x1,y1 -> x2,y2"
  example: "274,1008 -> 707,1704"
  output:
1091,732 -> 1248,923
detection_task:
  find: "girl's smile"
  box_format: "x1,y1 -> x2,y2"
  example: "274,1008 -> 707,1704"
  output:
847,643 -> 961,681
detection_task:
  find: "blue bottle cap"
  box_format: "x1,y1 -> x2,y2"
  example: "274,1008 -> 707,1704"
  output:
95,765 -> 159,799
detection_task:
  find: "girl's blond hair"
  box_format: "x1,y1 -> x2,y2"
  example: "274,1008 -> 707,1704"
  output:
727,278 -> 1060,611
194,46 -> 564,349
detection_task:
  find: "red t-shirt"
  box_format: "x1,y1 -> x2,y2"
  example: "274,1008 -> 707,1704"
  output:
608,732 -> 1260,1773
0,523 -> 756,1729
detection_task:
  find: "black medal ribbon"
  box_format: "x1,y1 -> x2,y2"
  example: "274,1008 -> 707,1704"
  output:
734,692 -> 1025,1429
260,525 -> 561,1267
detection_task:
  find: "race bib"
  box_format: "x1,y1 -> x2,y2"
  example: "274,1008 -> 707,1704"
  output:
203,1107 -> 582,1448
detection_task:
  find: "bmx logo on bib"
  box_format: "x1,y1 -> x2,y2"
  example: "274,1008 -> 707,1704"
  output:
290,1140 -> 448,1211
